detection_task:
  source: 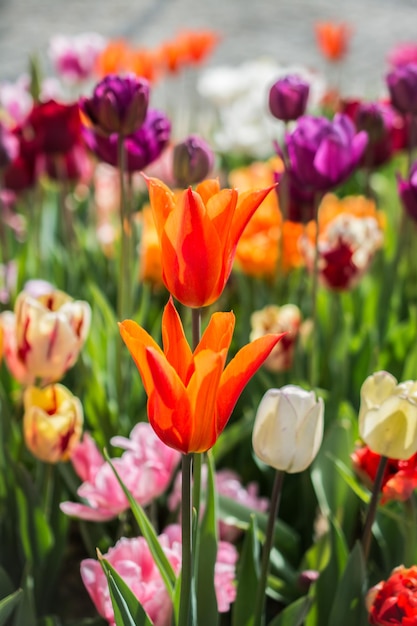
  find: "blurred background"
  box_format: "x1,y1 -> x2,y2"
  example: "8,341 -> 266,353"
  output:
0,0 -> 417,96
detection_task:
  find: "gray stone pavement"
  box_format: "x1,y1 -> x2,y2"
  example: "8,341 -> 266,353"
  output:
0,0 -> 416,97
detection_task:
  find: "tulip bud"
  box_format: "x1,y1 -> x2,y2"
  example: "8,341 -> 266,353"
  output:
172,134 -> 214,187
268,75 -> 309,122
80,74 -> 150,137
359,371 -> 417,459
252,386 -> 324,473
23,384 -> 83,463
386,63 -> 417,116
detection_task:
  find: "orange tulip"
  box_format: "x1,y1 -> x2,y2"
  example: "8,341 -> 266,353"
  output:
314,22 -> 352,62
145,176 -> 274,307
119,298 -> 284,453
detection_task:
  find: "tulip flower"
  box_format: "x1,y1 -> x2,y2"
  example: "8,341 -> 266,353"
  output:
82,109 -> 171,173
0,122 -> 18,170
172,134 -> 214,187
284,114 -> 368,193
81,523 -> 236,626
351,445 -> 417,505
80,73 -> 150,137
386,62 -> 417,116
398,160 -> 417,221
268,75 -> 310,122
1,288 -> 91,385
314,21 -> 352,63
252,386 -> 324,473
145,176 -> 274,307
48,32 -> 107,84
359,371 -> 417,459
250,304 -> 302,372
367,565 -> 417,625
23,384 -> 83,463
119,297 -> 284,453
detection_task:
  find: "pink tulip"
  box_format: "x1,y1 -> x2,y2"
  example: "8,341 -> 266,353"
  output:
60,423 -> 181,521
81,523 -> 237,626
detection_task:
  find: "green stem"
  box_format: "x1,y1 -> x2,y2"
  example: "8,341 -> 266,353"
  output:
253,469 -> 285,626
117,134 -> 130,321
179,453 -> 193,626
309,193 -> 322,389
361,455 -> 388,562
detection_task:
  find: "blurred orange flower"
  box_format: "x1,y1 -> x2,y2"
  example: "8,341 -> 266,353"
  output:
138,204 -> 164,288
119,297 -> 284,453
95,40 -> 133,76
229,160 -> 281,277
314,22 -> 352,62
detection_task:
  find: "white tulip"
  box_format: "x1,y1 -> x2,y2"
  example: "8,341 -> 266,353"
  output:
252,385 -> 324,473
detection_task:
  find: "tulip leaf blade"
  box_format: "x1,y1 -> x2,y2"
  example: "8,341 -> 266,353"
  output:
104,451 -> 177,595
232,515 -> 260,626
327,541 -> 368,626
0,589 -> 23,626
267,594 -> 314,626
99,555 -> 152,626
197,451 -> 219,626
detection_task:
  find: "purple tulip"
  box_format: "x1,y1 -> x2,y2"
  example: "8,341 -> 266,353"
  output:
386,63 -> 417,116
355,101 -> 397,168
83,108 -> 171,172
173,134 -> 214,187
285,113 -> 368,192
398,160 -> 417,221
268,75 -> 310,122
80,74 -> 150,137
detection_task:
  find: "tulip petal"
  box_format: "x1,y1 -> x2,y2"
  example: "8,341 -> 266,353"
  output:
118,320 -> 163,395
187,349 -> 225,452
289,400 -> 324,473
205,188 -> 238,250
145,175 -> 176,236
161,298 -> 193,383
195,311 -> 235,357
361,396 -> 417,460
224,186 -> 275,279
145,346 -> 192,452
195,178 -> 221,204
217,333 -> 285,432
161,188 -> 224,306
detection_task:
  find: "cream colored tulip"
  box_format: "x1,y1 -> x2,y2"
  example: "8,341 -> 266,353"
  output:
23,384 -> 83,463
252,385 -> 324,473
359,371 -> 417,459
2,289 -> 91,385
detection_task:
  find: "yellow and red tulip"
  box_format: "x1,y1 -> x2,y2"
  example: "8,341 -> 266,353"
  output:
119,298 -> 284,453
23,383 -> 84,463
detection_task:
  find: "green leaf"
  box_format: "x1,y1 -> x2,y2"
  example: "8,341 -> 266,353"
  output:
268,595 -> 314,626
197,452 -> 219,626
217,495 -> 299,564
232,515 -> 260,626
327,542 -> 368,626
99,555 -> 152,626
104,451 -> 176,595
0,589 -> 22,625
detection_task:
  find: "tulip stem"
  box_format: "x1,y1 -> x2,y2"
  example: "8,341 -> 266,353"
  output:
191,308 -> 203,518
253,469 -> 285,626
361,455 -> 388,562
179,453 -> 194,626
309,193 -> 322,389
117,135 -> 130,320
